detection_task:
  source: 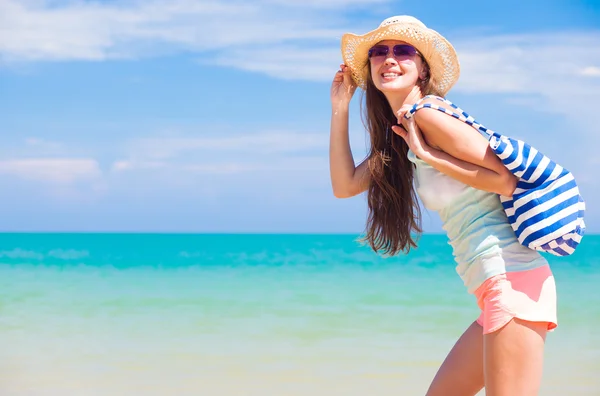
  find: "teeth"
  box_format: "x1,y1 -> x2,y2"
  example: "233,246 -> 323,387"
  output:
383,73 -> 400,77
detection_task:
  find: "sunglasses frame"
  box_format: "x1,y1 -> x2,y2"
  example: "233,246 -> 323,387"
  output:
368,44 -> 419,60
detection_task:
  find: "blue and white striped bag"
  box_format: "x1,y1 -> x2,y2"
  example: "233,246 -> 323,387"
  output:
405,95 -> 586,257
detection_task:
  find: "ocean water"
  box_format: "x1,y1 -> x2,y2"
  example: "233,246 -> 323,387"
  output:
1,233 -> 599,396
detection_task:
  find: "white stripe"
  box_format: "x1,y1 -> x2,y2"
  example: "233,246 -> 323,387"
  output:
495,139 -> 513,160
505,206 -> 515,218
536,247 -> 563,256
519,204 -> 583,245
504,140 -> 526,174
526,219 -> 584,249
560,243 -> 576,255
512,164 -> 567,197
524,147 -> 538,170
548,163 -> 564,181
571,225 -> 585,244
526,155 -> 551,183
506,178 -> 575,218
512,187 -> 580,230
512,173 -> 575,209
512,186 -> 529,196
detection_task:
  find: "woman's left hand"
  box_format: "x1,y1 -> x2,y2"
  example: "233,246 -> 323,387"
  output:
391,105 -> 430,156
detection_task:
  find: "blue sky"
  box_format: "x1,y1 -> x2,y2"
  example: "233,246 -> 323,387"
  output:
1,0 -> 599,233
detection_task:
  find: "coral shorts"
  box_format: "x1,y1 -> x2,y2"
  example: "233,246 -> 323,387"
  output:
475,265 -> 558,334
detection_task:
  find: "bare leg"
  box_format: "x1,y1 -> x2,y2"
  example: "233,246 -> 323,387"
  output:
426,321 -> 484,396
484,318 -> 548,396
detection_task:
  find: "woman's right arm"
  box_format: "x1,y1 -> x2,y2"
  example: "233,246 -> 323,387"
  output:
329,64 -> 370,199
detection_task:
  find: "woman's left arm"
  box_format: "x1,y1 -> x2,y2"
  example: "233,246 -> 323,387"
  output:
393,103 -> 517,197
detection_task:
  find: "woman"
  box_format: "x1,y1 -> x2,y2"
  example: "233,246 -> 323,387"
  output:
329,15 -> 557,396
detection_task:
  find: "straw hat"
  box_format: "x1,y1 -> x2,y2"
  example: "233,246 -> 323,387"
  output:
341,15 -> 460,95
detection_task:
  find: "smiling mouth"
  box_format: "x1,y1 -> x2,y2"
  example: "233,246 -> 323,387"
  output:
382,72 -> 402,79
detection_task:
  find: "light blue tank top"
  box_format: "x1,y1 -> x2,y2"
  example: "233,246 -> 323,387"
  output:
407,149 -> 548,293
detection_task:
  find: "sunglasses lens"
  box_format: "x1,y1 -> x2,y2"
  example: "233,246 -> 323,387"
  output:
368,45 -> 389,58
393,45 -> 417,57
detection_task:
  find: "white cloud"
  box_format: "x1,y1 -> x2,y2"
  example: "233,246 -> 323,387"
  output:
0,158 -> 102,184
5,1 -> 597,119
111,131 -> 330,174
452,33 -> 600,96
206,31 -> 600,128
24,137 -> 63,151
203,45 -> 339,82
124,131 -> 327,159
0,0 -> 373,63
581,66 -> 600,77
111,160 -> 166,172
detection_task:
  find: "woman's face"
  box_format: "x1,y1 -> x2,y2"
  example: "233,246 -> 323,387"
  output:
369,40 -> 425,93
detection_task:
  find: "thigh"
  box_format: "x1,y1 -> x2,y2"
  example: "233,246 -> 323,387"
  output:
484,318 -> 548,396
426,321 -> 484,396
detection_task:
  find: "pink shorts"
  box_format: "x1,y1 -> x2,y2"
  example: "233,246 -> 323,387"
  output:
475,265 -> 558,334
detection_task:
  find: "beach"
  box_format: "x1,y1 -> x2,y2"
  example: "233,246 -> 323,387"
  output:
1,233 -> 599,395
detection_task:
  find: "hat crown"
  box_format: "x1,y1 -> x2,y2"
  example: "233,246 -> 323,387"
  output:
379,15 -> 427,29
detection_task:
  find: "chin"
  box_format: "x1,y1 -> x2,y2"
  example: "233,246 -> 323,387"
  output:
378,82 -> 411,93
375,75 -> 415,92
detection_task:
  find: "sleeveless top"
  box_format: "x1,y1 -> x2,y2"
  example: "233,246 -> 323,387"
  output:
407,148 -> 549,293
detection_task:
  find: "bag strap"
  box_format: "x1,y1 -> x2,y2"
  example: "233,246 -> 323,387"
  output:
404,95 -> 494,140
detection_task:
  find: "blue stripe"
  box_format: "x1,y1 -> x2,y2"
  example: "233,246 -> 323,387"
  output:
512,180 -> 579,219
554,246 -> 569,256
501,140 -> 520,165
511,141 -> 531,173
495,138 -> 508,154
514,194 -> 581,236
565,237 -> 581,249
515,180 -> 530,190
511,169 -> 571,202
527,160 -> 557,188
521,210 -> 583,247
521,150 -> 544,181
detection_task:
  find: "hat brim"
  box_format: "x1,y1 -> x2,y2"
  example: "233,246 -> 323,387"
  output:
341,22 -> 460,96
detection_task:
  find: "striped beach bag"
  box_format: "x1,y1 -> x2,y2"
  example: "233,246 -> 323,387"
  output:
405,95 -> 586,256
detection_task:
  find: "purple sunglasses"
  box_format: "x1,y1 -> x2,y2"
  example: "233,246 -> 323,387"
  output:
368,44 -> 418,59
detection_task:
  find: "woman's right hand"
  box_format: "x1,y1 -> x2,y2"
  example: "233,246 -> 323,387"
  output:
331,64 -> 357,109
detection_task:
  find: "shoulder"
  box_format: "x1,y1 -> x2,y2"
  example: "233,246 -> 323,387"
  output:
412,97 -> 485,147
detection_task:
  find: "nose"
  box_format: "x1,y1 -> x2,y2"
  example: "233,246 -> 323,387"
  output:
384,55 -> 398,66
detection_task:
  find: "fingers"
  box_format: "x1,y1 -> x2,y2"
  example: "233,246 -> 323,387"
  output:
391,125 -> 407,139
334,64 -> 348,82
335,64 -> 347,74
338,64 -> 354,80
396,104 -> 413,121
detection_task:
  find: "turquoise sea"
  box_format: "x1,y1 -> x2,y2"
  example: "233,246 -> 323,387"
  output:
1,233 -> 599,395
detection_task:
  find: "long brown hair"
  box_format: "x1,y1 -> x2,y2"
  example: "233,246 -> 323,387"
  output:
359,59 -> 441,257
